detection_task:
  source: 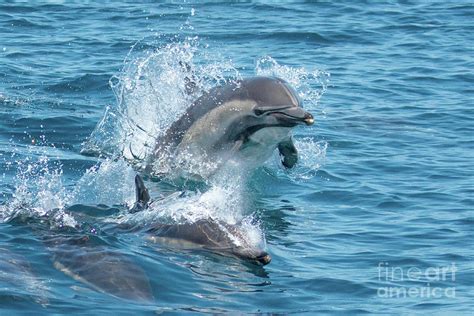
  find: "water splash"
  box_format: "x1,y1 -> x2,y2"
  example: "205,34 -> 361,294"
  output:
82,39 -> 197,162
116,169 -> 249,226
112,179 -> 267,255
82,36 -> 241,169
0,155 -> 76,228
267,137 -> 328,181
256,56 -> 330,111
70,158 -> 136,207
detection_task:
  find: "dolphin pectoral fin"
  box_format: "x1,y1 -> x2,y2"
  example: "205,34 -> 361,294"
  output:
278,137 -> 298,169
130,175 -> 150,213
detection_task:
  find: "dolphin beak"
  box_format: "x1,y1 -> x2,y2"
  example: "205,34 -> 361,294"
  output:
304,116 -> 315,125
256,253 -> 272,265
271,107 -> 314,126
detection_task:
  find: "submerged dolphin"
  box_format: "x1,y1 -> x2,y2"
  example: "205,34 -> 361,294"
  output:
16,208 -> 155,302
0,248 -> 49,305
147,76 -> 314,175
131,175 -> 271,265
44,232 -> 154,302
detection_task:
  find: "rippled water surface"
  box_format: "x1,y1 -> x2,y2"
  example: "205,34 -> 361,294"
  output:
1,1 -> 473,314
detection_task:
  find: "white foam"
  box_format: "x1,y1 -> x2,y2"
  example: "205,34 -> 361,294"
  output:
1,154 -> 77,228
70,158 -> 135,207
82,37 -> 241,172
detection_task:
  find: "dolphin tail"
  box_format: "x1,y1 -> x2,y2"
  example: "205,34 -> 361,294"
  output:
130,175 -> 150,213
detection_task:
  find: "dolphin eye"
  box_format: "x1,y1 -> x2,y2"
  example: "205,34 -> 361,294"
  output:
253,108 -> 265,116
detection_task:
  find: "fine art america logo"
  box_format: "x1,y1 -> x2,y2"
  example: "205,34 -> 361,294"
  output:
377,262 -> 456,298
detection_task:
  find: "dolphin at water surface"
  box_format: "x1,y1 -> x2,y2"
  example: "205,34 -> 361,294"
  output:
44,233 -> 154,302
130,175 -> 271,265
0,248 -> 49,305
10,208 -> 155,302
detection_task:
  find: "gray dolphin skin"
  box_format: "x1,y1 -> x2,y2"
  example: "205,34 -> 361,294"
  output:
146,219 -> 271,265
31,207 -> 154,302
132,175 -> 271,265
44,234 -> 154,302
0,248 -> 49,305
147,76 -> 314,173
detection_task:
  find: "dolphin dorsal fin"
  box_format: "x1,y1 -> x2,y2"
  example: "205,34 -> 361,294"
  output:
130,175 -> 150,213
135,175 -> 150,205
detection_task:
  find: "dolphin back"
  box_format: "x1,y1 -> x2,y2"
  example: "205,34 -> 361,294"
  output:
46,234 -> 154,302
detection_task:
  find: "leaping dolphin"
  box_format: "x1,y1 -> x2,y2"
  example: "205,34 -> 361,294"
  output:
146,76 -> 314,176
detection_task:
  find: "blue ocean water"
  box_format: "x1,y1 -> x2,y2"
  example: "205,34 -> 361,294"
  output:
1,1 -> 473,314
